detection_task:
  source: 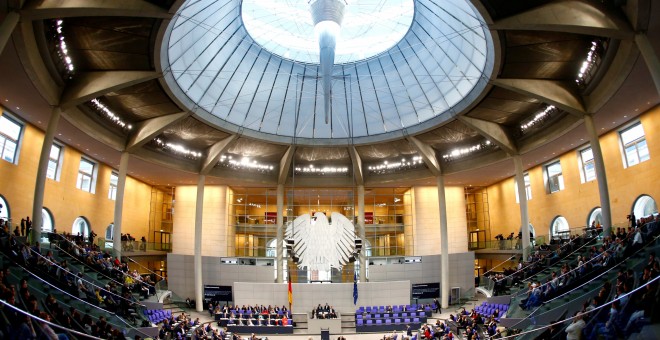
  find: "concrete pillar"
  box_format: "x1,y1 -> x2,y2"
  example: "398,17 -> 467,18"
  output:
635,33 -> 660,97
32,107 -> 61,244
112,152 -> 129,258
436,175 -> 449,309
194,175 -> 205,312
0,11 -> 19,55
513,155 -> 531,260
276,184 -> 284,283
584,114 -> 612,236
357,185 -> 366,282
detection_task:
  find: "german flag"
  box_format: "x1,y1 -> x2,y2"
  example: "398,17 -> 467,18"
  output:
288,272 -> 293,309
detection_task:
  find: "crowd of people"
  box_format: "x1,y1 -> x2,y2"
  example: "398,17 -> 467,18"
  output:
209,302 -> 292,327
311,303 -> 337,319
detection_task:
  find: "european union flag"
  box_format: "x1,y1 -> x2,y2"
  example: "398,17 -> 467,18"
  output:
353,272 -> 358,305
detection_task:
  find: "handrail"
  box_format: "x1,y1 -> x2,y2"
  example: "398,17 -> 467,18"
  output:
496,234 -> 596,284
512,229 -> 641,298
482,255 -> 517,277
24,239 -> 142,307
53,233 -> 156,290
126,256 -> 165,280
0,298 -> 103,340
496,274 -> 660,339
543,233 -> 660,304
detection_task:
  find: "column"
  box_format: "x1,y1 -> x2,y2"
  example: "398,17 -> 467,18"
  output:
513,155 -> 530,260
194,175 -> 205,312
32,107 -> 61,244
357,185 -> 366,282
584,114 -> 612,236
113,152 -> 129,258
635,33 -> 660,97
0,11 -> 19,55
436,175 -> 449,309
276,184 -> 284,283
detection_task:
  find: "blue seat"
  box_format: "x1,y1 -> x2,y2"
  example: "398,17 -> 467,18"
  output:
385,319 -> 392,325
395,318 -> 401,324
404,318 -> 411,323
402,312 -> 408,317
357,319 -> 364,326
366,306 -> 372,313
376,319 -> 383,325
367,320 -> 373,325
413,317 -> 420,323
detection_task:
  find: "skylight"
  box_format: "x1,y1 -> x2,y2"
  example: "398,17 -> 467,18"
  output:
241,0 -> 415,64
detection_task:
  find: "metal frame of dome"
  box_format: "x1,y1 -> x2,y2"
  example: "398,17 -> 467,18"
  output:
157,0 -> 497,146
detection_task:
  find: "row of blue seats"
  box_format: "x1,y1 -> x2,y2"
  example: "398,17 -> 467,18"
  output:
356,304 -> 432,314
357,317 -> 421,326
356,311 -> 426,319
144,309 -> 172,324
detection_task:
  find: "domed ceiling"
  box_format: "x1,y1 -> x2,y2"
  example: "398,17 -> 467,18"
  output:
2,0 -> 658,187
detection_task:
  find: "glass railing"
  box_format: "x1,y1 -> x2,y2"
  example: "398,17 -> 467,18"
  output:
470,236 -> 546,251
97,238 -> 171,252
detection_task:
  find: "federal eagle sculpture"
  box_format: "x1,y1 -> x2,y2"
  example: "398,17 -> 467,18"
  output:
285,212 -> 357,272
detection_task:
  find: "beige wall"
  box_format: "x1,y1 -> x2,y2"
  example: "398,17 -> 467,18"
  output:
412,185 -> 468,255
0,108 -> 154,240
488,106 -> 660,240
171,185 -> 229,256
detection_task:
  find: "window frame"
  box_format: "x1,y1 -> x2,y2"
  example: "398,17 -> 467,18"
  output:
0,113 -> 24,164
579,146 -> 596,183
76,157 -> 97,193
544,160 -> 564,194
515,173 -> 532,203
46,143 -> 64,181
619,122 -> 650,168
108,171 -> 118,200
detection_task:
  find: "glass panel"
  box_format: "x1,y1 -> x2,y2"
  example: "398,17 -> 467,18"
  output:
637,140 -> 650,162
49,144 -> 61,160
0,115 -> 21,139
2,140 -> 16,163
620,123 -> 645,145
547,162 -> 562,177
625,145 -> 639,166
580,148 -> 593,162
584,161 -> 596,182
46,160 -> 57,179
79,159 -> 94,174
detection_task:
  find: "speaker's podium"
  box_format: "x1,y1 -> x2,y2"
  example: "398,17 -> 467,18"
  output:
308,313 -> 342,334
321,328 -> 330,340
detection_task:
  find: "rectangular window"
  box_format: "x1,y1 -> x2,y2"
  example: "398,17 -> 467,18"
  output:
580,147 -> 596,182
0,114 -> 23,163
109,172 -> 118,200
76,158 -> 95,193
620,122 -> 649,167
515,173 -> 532,203
546,161 -> 564,193
46,144 -> 63,180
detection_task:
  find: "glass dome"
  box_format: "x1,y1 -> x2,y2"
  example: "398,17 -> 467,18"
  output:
162,0 -> 493,144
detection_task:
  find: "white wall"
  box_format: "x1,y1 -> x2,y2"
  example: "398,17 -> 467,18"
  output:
233,281 -> 411,314
413,186 -> 468,255
172,185 -> 229,256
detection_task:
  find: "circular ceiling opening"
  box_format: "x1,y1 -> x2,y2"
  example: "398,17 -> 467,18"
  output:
241,0 -> 415,64
162,0 -> 493,144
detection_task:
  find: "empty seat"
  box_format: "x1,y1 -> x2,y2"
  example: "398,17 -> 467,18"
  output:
395,318 -> 401,324
404,318 -> 411,323
367,320 -> 373,325
413,317 -> 420,323
385,319 -> 392,324
356,314 -> 363,319
376,320 -> 383,325
357,319 -> 364,326
402,312 -> 408,317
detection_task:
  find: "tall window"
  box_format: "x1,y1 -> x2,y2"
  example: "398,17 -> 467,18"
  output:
551,216 -> 570,238
515,173 -> 532,203
0,114 -> 22,163
620,122 -> 650,167
108,172 -> 118,200
46,144 -> 63,180
76,158 -> 95,193
580,147 -> 596,182
545,161 -> 564,193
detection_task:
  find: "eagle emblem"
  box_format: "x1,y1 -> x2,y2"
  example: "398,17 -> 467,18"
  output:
285,212 -> 357,272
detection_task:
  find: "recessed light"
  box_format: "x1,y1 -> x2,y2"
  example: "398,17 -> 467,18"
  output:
624,115 -> 627,118
4,99 -> 7,102
58,133 -> 62,136
16,107 -> 20,110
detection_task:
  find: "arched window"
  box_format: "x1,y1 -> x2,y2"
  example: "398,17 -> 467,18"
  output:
72,216 -> 91,237
632,195 -> 658,219
41,207 -> 54,233
0,194 -> 9,222
550,216 -> 570,238
587,207 -> 602,228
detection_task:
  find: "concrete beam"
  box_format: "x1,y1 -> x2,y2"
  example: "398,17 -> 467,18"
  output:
21,0 -> 172,19
60,71 -> 160,109
200,134 -> 238,175
60,106 -> 126,151
406,136 -> 441,176
125,112 -> 189,152
278,146 -> 296,185
15,20 -> 62,105
457,116 -> 517,155
492,79 -> 586,117
347,146 -> 364,185
492,1 -> 633,39
518,114 -> 583,154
